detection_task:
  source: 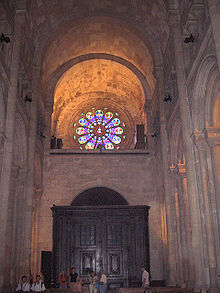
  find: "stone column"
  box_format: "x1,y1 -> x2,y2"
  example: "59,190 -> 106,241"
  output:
10,167 -> 27,287
155,67 -> 177,285
168,6 -> 206,289
177,164 -> 194,288
169,165 -> 184,287
44,102 -> 54,154
205,127 -> 220,289
22,65 -> 41,275
207,0 -> 220,71
4,164 -> 19,290
0,8 -> 25,292
31,187 -> 43,278
192,130 -> 220,289
0,131 -> 6,177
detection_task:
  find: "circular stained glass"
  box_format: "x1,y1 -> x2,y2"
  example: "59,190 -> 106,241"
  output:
74,108 -> 125,150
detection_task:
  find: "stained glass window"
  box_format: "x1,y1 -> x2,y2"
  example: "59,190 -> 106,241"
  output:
74,108 -> 126,150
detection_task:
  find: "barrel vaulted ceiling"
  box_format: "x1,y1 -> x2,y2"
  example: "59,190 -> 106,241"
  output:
7,0 -> 170,149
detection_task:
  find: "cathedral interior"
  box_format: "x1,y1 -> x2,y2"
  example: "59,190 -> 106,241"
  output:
0,0 -> 220,292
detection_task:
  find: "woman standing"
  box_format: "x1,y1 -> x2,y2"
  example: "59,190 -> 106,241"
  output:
89,271 -> 98,293
59,270 -> 68,289
99,271 -> 107,293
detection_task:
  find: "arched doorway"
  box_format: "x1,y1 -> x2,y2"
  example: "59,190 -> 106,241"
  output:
71,187 -> 128,206
51,188 -> 150,291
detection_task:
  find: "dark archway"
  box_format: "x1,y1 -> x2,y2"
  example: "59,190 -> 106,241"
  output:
71,187 -> 128,206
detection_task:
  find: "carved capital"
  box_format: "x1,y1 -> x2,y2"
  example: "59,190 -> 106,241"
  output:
34,186 -> 43,201
169,163 -> 178,173
204,127 -> 220,147
177,163 -> 187,178
191,129 -> 207,151
170,163 -> 187,179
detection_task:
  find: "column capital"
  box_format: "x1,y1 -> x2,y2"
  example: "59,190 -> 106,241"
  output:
170,163 -> 187,178
191,129 -> 207,151
204,127 -> 220,147
177,163 -> 187,178
33,186 -> 43,201
153,66 -> 163,78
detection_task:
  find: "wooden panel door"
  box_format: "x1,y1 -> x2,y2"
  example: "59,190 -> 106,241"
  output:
51,206 -> 149,291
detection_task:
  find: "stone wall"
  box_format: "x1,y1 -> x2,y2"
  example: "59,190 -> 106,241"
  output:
37,151 -> 164,281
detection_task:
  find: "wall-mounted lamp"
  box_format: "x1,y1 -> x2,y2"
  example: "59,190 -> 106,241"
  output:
163,94 -> 172,102
184,33 -> 195,43
0,33 -> 10,43
24,95 -> 32,103
40,132 -> 46,138
151,133 -> 157,138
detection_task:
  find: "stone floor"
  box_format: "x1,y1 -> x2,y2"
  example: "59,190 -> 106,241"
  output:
47,288 -> 193,293
116,288 -> 192,293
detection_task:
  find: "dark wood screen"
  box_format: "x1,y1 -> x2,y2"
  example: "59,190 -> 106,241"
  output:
51,205 -> 149,290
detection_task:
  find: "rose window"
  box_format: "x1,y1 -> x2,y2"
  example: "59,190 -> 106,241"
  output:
73,109 -> 126,149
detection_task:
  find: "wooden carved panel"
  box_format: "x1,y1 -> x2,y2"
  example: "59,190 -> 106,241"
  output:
107,224 -> 122,246
52,205 -> 149,289
107,250 -> 123,276
81,251 -> 96,275
80,224 -> 96,246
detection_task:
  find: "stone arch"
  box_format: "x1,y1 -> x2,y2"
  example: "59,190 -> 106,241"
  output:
71,186 -> 128,206
50,55 -> 149,149
33,9 -> 167,81
48,53 -> 152,107
192,55 -> 219,130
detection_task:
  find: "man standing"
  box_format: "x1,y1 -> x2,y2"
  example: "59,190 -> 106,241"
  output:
141,267 -> 150,290
69,267 -> 78,291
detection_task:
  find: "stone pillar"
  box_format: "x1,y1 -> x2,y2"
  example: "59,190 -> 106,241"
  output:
177,164 -> 194,288
192,130 -> 220,289
169,165 -> 184,287
44,102 -> 54,154
155,67 -> 177,285
31,187 -> 43,278
5,164 -> 19,289
207,0 -> 220,71
0,131 -> 6,177
10,167 -> 28,287
22,65 -> 41,275
168,5 -> 206,289
0,8 -> 25,292
205,127 -> 220,289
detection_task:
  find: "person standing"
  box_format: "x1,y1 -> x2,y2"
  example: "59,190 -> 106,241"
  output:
59,270 -> 68,289
141,267 -> 150,290
31,274 -> 46,292
69,267 -> 78,291
89,271 -> 98,293
16,275 -> 30,292
99,270 -> 107,293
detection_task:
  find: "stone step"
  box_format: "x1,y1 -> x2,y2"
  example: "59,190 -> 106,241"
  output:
44,287 -> 193,293
116,288 -> 193,293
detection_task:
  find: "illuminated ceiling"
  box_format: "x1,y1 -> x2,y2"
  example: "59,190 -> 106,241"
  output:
35,2 -> 169,149
52,59 -> 146,149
